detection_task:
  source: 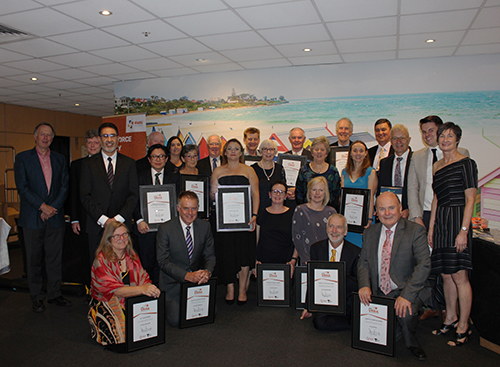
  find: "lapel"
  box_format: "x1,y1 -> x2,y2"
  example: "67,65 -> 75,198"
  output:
95,153 -> 110,186
31,148 -> 49,195
390,218 -> 405,264
403,150 -> 413,184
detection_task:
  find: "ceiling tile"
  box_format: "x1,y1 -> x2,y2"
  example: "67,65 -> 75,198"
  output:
110,72 -> 158,81
122,58 -> 182,71
40,80 -> 90,90
72,76 -> 119,86
4,58 -> 67,72
398,47 -> 455,59
191,63 -> 244,73
276,41 -> 336,57
0,78 -> 25,87
0,49 -> 32,63
197,31 -> 268,50
399,31 -> 465,49
400,10 -> 477,34
43,52 -> 111,68
455,43 -> 500,55
342,51 -> 396,63
134,0 -> 228,18
5,74 -> 61,84
485,0 -> 500,5
0,1 -> 41,16
221,47 -> 283,62
80,63 -> 140,76
327,17 -> 397,40
40,68 -> 99,80
259,24 -> 330,45
89,45 -> 159,62
462,27 -> 500,44
401,0 -> 484,14
169,52 -> 232,67
140,38 -> 212,57
225,0 -> 290,7
47,29 -> 130,51
103,20 -> 186,44
238,59 -> 292,69
66,86 -> 111,95
315,0 -> 398,22
288,54 -> 342,65
9,84 -> 58,93
0,64 -> 30,77
166,10 -> 250,36
149,68 -> 200,77
472,6 -> 500,28
336,36 -> 396,53
0,38 -> 77,58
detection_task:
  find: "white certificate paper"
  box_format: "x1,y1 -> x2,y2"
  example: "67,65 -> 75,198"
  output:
335,151 -> 349,174
186,285 -> 210,320
345,193 -> 364,226
147,191 -> 171,224
313,269 -> 339,305
185,180 -> 204,212
282,159 -> 302,187
262,270 -> 285,300
359,303 -> 388,346
132,300 -> 158,342
301,272 -> 308,303
222,192 -> 245,224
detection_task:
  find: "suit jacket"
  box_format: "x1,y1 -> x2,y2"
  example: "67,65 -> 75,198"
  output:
377,150 -> 413,210
331,140 -> 353,147
358,218 -> 431,304
69,156 -> 87,225
285,149 -> 313,161
14,147 -> 68,229
197,156 -> 220,177
135,155 -> 150,175
368,145 -> 394,166
80,153 -> 138,234
408,146 -> 470,220
157,217 -> 216,300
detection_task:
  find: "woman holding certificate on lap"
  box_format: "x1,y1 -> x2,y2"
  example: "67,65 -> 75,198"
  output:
88,222 -> 160,349
211,138 -> 260,305
341,140 -> 377,247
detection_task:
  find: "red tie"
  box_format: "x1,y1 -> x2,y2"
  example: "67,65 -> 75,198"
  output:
380,229 -> 393,295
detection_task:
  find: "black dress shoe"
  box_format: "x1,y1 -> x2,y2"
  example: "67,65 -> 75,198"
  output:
237,300 -> 247,306
48,296 -> 72,307
225,299 -> 235,305
32,300 -> 45,313
409,346 -> 427,361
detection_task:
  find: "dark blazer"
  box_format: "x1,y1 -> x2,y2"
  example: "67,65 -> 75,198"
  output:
358,218 -> 431,304
368,144 -> 395,166
197,156 -> 221,177
135,155 -> 150,175
331,140 -> 353,147
80,153 -> 138,234
14,148 -> 68,229
69,156 -> 87,226
285,149 -> 313,161
377,150 -> 412,210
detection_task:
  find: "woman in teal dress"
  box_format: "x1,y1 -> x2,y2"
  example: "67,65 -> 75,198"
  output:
341,141 -> 378,247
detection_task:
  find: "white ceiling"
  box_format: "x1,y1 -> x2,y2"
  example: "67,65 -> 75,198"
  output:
0,0 -> 499,117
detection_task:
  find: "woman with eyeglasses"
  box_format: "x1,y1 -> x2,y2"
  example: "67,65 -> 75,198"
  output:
165,136 -> 184,173
88,222 -> 160,349
179,144 -> 199,175
256,180 -> 297,274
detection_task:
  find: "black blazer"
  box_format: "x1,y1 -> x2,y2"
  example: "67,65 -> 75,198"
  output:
69,156 -> 87,226
285,149 -> 313,161
376,150 -> 413,210
330,140 -> 353,147
368,145 -> 395,167
197,156 -> 215,177
80,153 -> 138,234
135,155 -> 150,175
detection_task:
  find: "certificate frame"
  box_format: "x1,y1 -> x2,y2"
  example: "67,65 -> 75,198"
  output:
179,277 -> 217,329
125,292 -> 166,352
140,184 -> 177,231
215,185 -> 252,232
244,155 -> 261,166
327,147 -> 350,173
257,263 -> 291,307
294,266 -> 307,310
351,293 -> 396,357
277,153 -> 308,187
340,187 -> 370,233
307,261 -> 346,314
180,174 -> 210,219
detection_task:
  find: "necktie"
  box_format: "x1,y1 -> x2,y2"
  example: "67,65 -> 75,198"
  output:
212,157 -> 217,171
107,157 -> 114,188
380,229 -> 393,295
431,148 -> 438,164
330,248 -> 336,262
376,147 -> 385,170
155,172 -> 161,185
186,225 -> 193,260
394,157 -> 403,187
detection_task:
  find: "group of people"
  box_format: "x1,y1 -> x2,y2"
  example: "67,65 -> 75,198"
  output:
14,115 -> 477,359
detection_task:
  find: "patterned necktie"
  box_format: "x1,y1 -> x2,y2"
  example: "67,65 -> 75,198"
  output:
431,148 -> 438,164
186,225 -> 193,260
212,157 -> 217,171
330,248 -> 336,262
376,147 -> 385,170
394,157 -> 403,187
155,172 -> 161,185
380,229 -> 393,295
107,157 -> 114,188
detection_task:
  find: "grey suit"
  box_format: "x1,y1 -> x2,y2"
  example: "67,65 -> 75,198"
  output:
157,217 -> 216,326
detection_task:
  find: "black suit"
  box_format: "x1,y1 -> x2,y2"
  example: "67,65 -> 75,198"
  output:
330,140 -> 353,147
197,156 -> 221,177
285,149 -> 313,161
135,155 -> 150,175
377,150 -> 412,211
309,239 -> 360,331
368,145 -> 394,167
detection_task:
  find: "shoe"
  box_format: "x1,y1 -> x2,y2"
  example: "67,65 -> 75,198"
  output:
237,300 -> 247,306
448,326 -> 472,347
32,300 -> 45,313
48,296 -> 72,307
225,298 -> 235,305
409,346 -> 427,361
432,319 -> 458,336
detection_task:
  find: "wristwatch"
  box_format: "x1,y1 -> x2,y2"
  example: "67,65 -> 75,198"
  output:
461,226 -> 468,232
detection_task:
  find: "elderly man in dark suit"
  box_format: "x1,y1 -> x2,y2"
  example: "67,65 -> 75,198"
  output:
15,122 -> 70,312
330,118 -> 354,147
301,214 -> 360,331
135,131 -> 165,175
197,134 -> 222,176
286,127 -> 313,160
157,191 -> 216,327
358,192 -> 431,360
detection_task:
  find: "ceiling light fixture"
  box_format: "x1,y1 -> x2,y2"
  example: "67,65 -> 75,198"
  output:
196,58 -> 206,62
426,39 -> 435,43
30,77 -> 38,81
99,10 -> 112,16
303,48 -> 312,52
75,103 -> 80,106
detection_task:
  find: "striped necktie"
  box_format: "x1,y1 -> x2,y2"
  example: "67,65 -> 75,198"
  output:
107,157 -> 114,188
186,225 -> 193,260
380,229 -> 393,295
155,172 -> 161,185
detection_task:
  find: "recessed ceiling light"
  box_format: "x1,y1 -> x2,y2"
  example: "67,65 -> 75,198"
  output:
303,48 -> 312,52
196,58 -> 206,62
75,103 -> 80,106
426,39 -> 435,43
99,10 -> 112,16
30,77 -> 38,81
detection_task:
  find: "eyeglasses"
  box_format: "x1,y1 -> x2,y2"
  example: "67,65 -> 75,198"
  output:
184,154 -> 198,159
272,189 -> 286,195
261,148 -> 276,153
101,134 -> 117,139
151,154 -> 166,160
111,232 -> 129,240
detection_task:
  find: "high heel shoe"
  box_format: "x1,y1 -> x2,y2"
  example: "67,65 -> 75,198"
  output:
237,299 -> 247,306
448,326 -> 472,347
432,319 -> 458,336
225,298 -> 235,305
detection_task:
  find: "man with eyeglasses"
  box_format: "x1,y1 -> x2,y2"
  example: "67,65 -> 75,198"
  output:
197,135 -> 222,176
136,131 -> 165,175
80,122 -> 138,262
132,144 -> 180,285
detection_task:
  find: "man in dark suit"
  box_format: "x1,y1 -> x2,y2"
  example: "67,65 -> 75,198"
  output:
197,134 -> 222,176
377,124 -> 412,219
133,144 -> 180,285
135,131 -> 165,175
368,118 -> 394,170
157,191 -> 216,327
358,192 -> 431,361
330,117 -> 354,147
80,122 -> 138,261
14,122 -> 70,312
301,214 -> 360,331
285,127 -> 313,160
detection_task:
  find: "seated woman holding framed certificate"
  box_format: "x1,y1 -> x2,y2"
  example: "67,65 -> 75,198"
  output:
88,222 -> 160,348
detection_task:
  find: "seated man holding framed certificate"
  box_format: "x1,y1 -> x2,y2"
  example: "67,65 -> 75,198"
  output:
300,214 -> 360,331
157,191 -> 216,327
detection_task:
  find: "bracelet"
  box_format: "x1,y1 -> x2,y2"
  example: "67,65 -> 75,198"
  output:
252,213 -> 258,217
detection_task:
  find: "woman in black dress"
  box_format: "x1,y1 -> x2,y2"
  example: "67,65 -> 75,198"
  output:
165,136 -> 183,173
428,122 -> 477,346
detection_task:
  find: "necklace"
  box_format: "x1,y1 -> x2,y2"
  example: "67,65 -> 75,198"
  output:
260,161 -> 275,181
116,253 -> 126,266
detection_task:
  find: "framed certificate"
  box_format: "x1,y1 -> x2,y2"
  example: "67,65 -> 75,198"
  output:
340,188 -> 370,233
215,185 -> 252,232
140,184 -> 177,231
307,261 -> 346,314
351,293 -> 396,357
180,174 -> 210,219
277,153 -> 307,187
294,266 -> 307,310
125,292 -> 165,352
244,155 -> 261,166
179,278 -> 217,328
327,147 -> 350,174
380,186 -> 403,204
257,264 -> 291,307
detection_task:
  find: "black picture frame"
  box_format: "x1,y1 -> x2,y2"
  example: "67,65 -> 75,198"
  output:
277,153 -> 308,187
351,293 -> 396,357
139,184 -> 177,231
307,261 -> 346,314
179,277 -> 217,329
125,292 -> 166,352
257,263 -> 291,307
180,174 -> 210,219
327,146 -> 350,172
294,266 -> 307,310
244,155 -> 261,166
340,187 -> 371,233
215,185 -> 252,232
